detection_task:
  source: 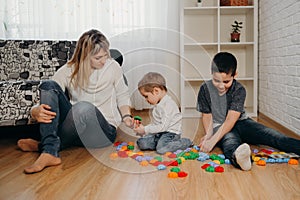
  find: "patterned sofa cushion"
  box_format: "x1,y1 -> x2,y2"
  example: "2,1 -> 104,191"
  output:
0,40 -> 76,126
0,80 -> 40,126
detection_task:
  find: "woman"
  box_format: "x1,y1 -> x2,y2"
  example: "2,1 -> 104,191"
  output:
17,29 -> 133,174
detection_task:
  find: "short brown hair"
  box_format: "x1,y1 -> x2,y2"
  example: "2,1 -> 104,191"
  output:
138,72 -> 167,92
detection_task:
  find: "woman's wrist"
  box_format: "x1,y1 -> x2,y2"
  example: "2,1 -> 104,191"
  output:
121,114 -> 132,121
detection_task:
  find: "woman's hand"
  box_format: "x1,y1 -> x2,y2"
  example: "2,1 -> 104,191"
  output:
122,116 -> 134,128
31,104 -> 56,123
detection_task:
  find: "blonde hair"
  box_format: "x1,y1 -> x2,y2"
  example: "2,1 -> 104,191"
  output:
138,72 -> 167,92
67,29 -> 110,90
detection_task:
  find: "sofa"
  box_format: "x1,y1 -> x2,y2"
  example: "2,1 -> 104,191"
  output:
0,40 -> 77,126
0,40 -> 125,127
0,40 -> 124,127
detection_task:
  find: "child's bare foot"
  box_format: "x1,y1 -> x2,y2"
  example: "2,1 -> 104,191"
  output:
24,153 -> 62,174
17,139 -> 39,152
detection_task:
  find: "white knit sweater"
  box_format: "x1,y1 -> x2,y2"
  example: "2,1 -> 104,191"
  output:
52,59 -> 131,127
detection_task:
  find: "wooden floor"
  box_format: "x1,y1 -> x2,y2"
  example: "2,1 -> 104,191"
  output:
0,111 -> 300,200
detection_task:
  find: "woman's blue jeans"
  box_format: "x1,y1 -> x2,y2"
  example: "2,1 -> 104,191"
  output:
38,80 -> 116,157
216,118 -> 300,168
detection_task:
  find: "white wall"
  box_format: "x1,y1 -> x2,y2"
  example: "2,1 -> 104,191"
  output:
258,0 -> 300,135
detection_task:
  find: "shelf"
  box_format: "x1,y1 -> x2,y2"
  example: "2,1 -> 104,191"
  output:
220,6 -> 254,15
180,0 -> 257,118
184,7 -> 218,10
184,43 -> 218,48
220,42 -> 254,47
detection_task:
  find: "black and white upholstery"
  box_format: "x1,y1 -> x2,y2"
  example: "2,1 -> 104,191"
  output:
0,40 -> 125,126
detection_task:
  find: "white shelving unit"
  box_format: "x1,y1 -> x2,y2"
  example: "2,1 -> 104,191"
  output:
180,0 -> 257,118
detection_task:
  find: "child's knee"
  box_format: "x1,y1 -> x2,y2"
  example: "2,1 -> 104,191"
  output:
156,148 -> 167,155
137,138 -> 156,151
136,138 -> 146,149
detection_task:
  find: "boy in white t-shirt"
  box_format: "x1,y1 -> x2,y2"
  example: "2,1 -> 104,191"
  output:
134,72 -> 192,154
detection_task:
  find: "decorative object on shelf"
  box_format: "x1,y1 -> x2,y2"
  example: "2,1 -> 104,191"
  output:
197,0 -> 202,7
220,0 -> 248,6
231,20 -> 243,42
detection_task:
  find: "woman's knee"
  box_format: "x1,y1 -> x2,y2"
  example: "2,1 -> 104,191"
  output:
72,101 -> 95,115
39,80 -> 61,90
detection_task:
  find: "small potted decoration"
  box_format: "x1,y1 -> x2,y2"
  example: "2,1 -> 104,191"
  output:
197,0 -> 202,7
231,20 -> 243,42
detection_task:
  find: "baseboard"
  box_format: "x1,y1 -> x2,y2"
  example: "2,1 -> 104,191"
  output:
258,112 -> 299,139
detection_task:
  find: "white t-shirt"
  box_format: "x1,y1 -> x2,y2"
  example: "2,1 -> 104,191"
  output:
145,94 -> 182,135
52,59 -> 131,127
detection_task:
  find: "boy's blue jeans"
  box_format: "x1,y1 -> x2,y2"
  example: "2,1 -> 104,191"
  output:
216,118 -> 300,168
38,80 -> 116,157
137,132 -> 192,154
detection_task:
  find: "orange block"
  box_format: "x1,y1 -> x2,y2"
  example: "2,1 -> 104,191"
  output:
128,142 -> 135,146
110,152 -> 118,159
140,160 -> 149,166
121,146 -> 128,151
257,159 -> 266,166
167,172 -> 178,178
288,159 -> 299,165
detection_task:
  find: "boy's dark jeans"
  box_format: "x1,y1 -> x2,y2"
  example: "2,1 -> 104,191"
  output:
216,118 -> 300,168
38,80 -> 116,157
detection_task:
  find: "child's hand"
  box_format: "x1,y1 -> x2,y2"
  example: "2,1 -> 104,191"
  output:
133,119 -> 141,129
199,135 -> 209,145
134,124 -> 145,137
200,137 -> 216,153
136,132 -> 146,137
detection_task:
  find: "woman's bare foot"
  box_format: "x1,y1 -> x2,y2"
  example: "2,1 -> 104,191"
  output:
24,153 -> 62,174
17,139 -> 39,152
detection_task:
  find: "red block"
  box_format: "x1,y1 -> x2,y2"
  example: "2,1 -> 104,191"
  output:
168,153 -> 177,158
151,161 -> 162,166
162,161 -> 174,166
117,151 -> 128,158
130,154 -> 139,159
169,160 -> 179,166
114,141 -> 122,146
215,166 -> 224,173
178,171 -> 188,177
201,164 -> 210,169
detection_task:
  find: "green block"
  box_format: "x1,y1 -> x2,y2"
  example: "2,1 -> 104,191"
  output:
170,167 -> 180,173
205,166 -> 215,172
176,158 -> 182,164
154,156 -> 163,162
134,115 -> 142,121
127,145 -> 134,150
